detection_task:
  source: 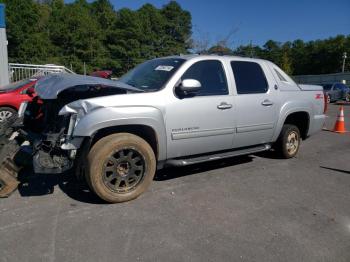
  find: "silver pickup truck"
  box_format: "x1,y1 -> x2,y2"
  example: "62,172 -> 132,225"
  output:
0,55 -> 326,202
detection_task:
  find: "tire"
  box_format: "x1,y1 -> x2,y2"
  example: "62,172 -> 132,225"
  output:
274,124 -> 301,159
86,133 -> 156,203
0,107 -> 16,124
327,95 -> 331,104
346,94 -> 350,102
0,119 -> 16,153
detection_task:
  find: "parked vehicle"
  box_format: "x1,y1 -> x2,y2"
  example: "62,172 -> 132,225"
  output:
321,82 -> 350,103
0,55 -> 326,202
90,70 -> 113,79
0,78 -> 38,123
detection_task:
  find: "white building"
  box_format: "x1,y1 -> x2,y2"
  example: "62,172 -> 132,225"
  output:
0,4 -> 9,87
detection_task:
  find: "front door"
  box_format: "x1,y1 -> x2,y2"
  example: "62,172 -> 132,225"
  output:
165,60 -> 235,159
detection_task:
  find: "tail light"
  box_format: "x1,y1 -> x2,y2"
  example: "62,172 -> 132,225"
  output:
323,93 -> 328,114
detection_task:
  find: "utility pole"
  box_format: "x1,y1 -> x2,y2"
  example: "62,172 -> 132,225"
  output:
342,52 -> 347,73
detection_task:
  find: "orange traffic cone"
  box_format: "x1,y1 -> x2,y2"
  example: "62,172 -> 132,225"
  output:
333,106 -> 347,133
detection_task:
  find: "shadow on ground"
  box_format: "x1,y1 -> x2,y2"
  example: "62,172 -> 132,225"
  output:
15,155 -> 255,204
320,166 -> 350,175
254,149 -> 286,160
17,168 -> 105,204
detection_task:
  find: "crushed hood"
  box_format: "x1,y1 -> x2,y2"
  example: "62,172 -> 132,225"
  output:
35,73 -> 142,99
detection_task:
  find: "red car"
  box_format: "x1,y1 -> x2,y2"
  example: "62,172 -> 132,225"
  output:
0,78 -> 38,123
90,70 -> 113,79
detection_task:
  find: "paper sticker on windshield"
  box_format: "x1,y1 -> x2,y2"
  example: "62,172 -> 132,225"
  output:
155,65 -> 174,72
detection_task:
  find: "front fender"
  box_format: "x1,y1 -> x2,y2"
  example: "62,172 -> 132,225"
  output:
73,106 -> 167,160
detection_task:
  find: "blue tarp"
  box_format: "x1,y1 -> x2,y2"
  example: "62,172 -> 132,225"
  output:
0,4 -> 5,28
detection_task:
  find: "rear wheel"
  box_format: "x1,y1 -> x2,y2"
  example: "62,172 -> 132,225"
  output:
346,93 -> 350,102
274,124 -> 301,159
327,95 -> 331,104
0,107 -> 16,123
86,133 -> 156,203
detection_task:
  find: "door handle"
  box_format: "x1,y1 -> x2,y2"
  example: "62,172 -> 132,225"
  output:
217,102 -> 232,110
261,99 -> 274,106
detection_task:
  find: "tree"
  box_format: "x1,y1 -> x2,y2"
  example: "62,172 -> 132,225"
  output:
208,45 -> 233,55
48,0 -> 107,73
280,42 -> 292,74
1,0 -> 193,75
160,1 -> 192,55
1,0 -> 54,63
1,0 -> 349,76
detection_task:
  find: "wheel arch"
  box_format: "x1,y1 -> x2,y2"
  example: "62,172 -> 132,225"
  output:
282,111 -> 310,139
0,105 -> 18,112
90,124 -> 160,160
273,106 -> 311,141
73,106 -> 167,161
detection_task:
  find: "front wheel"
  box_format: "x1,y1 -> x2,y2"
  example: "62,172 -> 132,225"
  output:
0,107 -> 16,123
274,124 -> 301,159
345,94 -> 350,102
86,133 -> 156,203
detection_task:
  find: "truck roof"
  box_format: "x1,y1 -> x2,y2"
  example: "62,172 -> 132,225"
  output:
163,54 -> 270,64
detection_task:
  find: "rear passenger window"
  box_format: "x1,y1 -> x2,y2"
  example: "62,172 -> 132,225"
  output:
182,60 -> 228,96
231,61 -> 268,94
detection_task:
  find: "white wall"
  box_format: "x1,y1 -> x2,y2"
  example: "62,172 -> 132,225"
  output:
0,28 -> 9,87
293,73 -> 350,86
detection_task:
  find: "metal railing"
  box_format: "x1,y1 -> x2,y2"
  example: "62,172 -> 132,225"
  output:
8,63 -> 75,83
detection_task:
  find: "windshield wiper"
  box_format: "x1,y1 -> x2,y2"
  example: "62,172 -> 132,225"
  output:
120,82 -> 145,92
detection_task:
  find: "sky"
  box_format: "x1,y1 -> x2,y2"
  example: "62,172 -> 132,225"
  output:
66,0 -> 350,48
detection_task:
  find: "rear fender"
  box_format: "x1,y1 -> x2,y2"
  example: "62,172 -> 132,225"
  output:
272,101 -> 312,141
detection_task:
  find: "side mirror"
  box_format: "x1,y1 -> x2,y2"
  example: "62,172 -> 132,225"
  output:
178,79 -> 201,95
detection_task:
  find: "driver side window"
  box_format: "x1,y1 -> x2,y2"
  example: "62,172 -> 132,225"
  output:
335,83 -> 347,91
182,60 -> 228,96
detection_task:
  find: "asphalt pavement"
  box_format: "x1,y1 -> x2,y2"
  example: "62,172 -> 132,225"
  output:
0,104 -> 349,262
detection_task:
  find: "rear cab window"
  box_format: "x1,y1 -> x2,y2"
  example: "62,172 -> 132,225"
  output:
266,63 -> 299,91
274,69 -> 288,82
230,61 -> 268,94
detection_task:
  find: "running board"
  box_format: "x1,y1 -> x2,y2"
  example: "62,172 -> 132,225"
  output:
165,144 -> 271,167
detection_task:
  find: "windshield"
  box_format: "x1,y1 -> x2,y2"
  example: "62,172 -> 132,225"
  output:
322,84 -> 332,90
119,58 -> 186,91
0,79 -> 32,91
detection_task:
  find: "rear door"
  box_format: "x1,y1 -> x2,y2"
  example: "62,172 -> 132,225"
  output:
230,60 -> 279,148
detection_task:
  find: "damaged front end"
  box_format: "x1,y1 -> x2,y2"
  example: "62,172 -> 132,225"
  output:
0,74 -> 141,197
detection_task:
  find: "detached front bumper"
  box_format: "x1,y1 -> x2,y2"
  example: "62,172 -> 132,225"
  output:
0,118 -> 37,197
0,122 -> 84,197
0,132 -> 23,197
